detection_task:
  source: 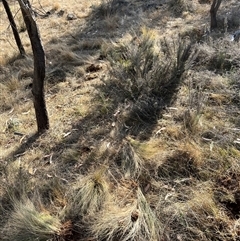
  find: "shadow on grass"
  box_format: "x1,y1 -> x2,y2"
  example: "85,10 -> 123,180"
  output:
41,0 -> 169,72
2,0 -> 196,174
1,1 -> 196,238
8,0 -> 173,149
8,133 -> 40,158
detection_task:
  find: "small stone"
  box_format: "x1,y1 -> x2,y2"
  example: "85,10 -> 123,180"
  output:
131,210 -> 139,222
57,10 -> 65,17
67,13 -> 77,21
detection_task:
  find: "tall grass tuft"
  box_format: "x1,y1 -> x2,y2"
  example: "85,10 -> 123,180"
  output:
115,140 -> 143,178
107,28 -> 196,102
64,169 -> 110,220
104,28 -> 197,138
5,198 -> 61,241
90,188 -> 159,241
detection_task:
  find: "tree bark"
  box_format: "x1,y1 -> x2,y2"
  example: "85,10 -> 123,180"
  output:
17,0 -> 49,133
2,0 -> 25,56
210,0 -> 222,30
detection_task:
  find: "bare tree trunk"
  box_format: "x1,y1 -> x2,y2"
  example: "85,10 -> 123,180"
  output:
210,0 -> 222,30
2,0 -> 25,56
17,0 -> 49,133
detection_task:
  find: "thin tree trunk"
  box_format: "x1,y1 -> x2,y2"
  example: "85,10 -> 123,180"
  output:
2,0 -> 26,56
210,0 -> 222,30
17,0 -> 49,133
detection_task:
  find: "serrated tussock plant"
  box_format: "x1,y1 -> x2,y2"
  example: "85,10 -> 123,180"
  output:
90,187 -> 159,241
64,168 -> 110,220
5,198 -> 61,241
108,28 -> 197,102
115,140 -> 143,179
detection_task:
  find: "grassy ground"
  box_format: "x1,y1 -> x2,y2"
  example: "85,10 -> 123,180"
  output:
0,0 -> 240,240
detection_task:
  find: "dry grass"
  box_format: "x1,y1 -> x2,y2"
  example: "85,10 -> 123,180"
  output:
106,28 -> 195,101
65,168 -> 110,220
0,0 -> 240,240
158,185 -> 233,241
90,188 -> 159,241
5,198 -> 62,241
169,0 -> 196,17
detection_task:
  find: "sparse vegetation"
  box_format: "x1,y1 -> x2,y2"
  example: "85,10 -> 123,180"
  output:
0,0 -> 240,240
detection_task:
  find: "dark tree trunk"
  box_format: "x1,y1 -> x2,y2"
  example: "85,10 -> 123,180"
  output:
210,0 -> 222,30
17,0 -> 49,133
2,0 -> 25,56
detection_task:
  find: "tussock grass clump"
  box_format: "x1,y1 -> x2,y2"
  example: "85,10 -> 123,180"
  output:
183,109 -> 203,134
107,29 -> 158,100
227,68 -> 240,108
107,28 -> 196,102
115,140 -> 143,179
169,0 -> 195,16
76,39 -> 103,51
65,169 -> 110,219
5,198 -> 62,241
128,137 -> 164,160
214,159 -> 240,216
45,67 -> 66,84
104,28 -> 196,138
157,184 -> 233,241
158,143 -> 203,179
0,53 -> 24,66
37,178 -> 67,209
5,77 -> 20,92
94,91 -> 114,115
197,40 -> 240,73
0,83 -> 14,112
169,70 -> 206,136
92,0 -> 127,18
91,188 -> 159,241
